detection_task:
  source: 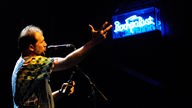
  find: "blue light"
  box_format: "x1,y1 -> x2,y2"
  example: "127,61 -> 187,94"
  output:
112,7 -> 161,39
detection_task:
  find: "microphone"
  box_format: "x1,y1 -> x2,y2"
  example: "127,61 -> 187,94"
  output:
47,44 -> 76,49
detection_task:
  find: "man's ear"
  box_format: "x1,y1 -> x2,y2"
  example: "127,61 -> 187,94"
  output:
29,44 -> 35,51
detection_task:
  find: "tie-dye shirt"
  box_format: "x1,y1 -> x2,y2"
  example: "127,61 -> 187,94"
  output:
12,55 -> 55,108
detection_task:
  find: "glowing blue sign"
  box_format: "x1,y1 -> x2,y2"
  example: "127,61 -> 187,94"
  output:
112,7 -> 161,39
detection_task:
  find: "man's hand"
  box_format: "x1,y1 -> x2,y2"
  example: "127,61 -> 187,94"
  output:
60,81 -> 75,96
89,21 -> 112,42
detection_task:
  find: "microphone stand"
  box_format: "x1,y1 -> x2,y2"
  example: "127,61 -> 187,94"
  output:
75,65 -> 108,108
64,45 -> 108,107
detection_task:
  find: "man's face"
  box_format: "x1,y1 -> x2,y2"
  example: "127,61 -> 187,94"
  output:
33,32 -> 47,56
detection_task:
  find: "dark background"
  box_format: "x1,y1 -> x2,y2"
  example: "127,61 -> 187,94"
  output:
0,0 -> 190,108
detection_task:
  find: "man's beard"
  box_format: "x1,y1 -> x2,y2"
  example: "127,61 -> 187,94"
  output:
41,51 -> 46,56
36,51 -> 46,56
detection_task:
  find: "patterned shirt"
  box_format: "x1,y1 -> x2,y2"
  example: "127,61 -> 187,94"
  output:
12,55 -> 55,108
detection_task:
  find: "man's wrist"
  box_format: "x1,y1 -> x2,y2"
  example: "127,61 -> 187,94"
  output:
59,89 -> 68,96
59,89 -> 62,94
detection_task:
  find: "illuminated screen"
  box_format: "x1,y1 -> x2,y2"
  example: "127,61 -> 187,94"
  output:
112,7 -> 161,39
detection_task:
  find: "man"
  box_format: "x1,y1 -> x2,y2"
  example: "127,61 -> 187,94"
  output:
11,21 -> 112,108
